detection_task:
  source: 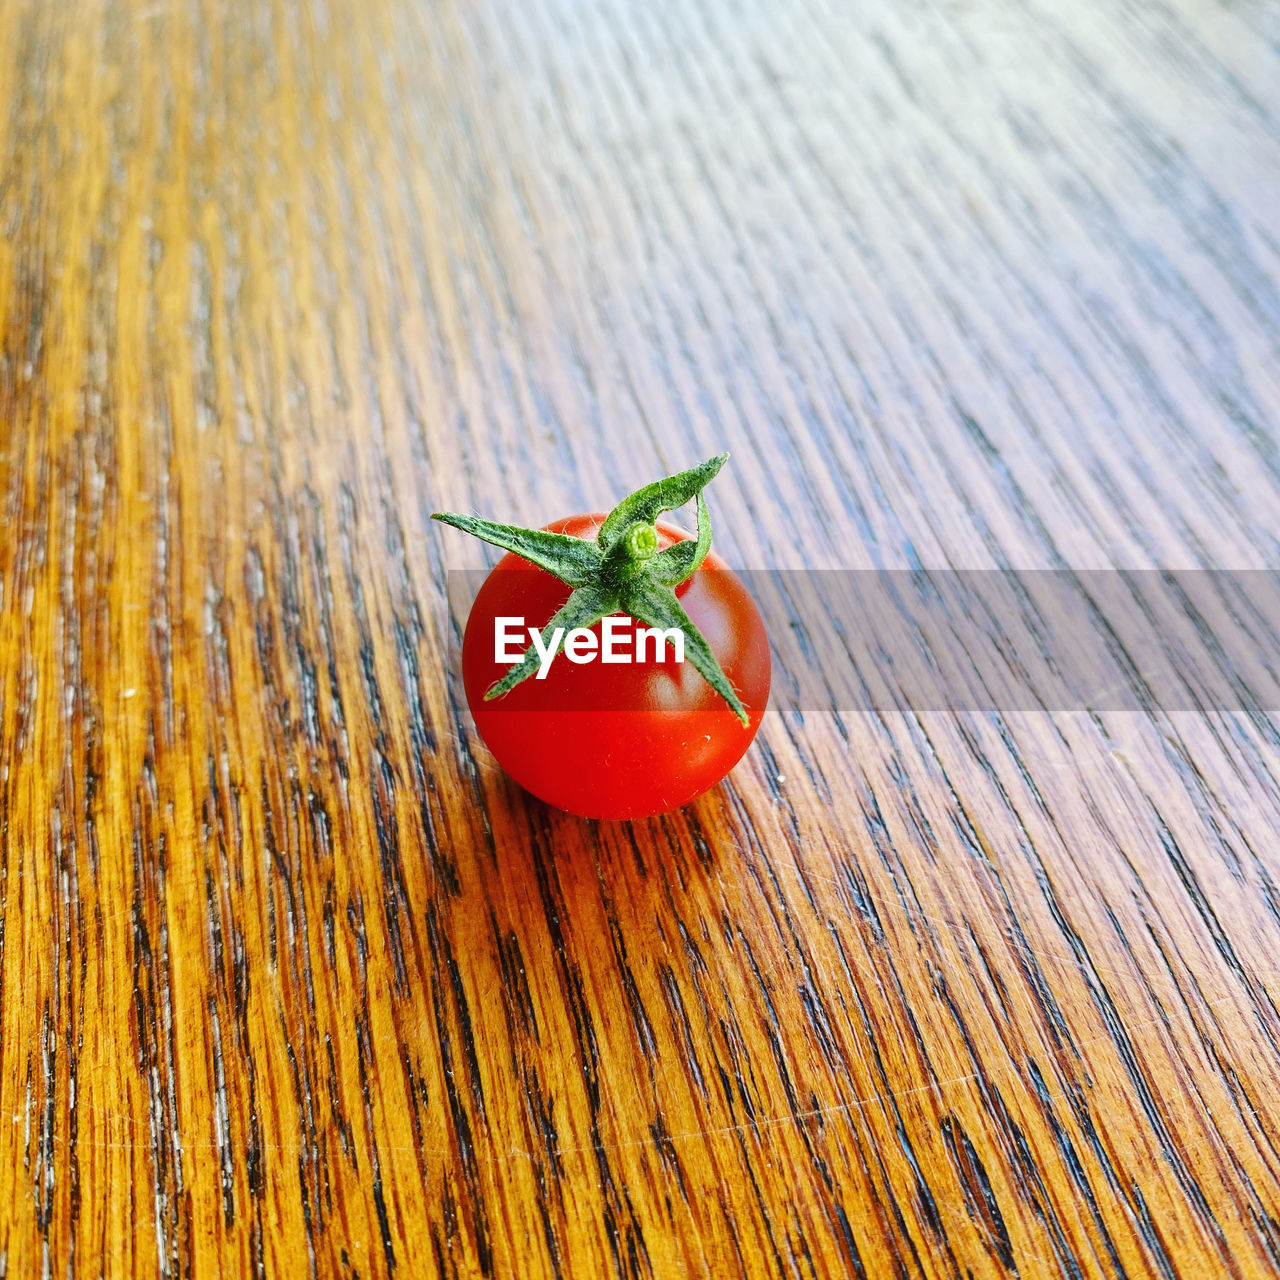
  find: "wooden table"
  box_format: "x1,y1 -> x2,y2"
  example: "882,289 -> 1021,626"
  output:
4,0 -> 1280,1275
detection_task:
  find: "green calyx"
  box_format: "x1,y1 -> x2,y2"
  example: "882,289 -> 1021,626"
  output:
432,452 -> 749,725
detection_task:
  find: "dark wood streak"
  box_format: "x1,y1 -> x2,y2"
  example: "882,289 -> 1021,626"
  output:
3,0 -> 1280,1276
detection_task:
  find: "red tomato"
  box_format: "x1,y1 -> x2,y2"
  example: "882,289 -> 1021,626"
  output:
460,514 -> 770,819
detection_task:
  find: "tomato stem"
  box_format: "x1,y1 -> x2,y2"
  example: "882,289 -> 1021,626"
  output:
623,523 -> 659,561
432,453 -> 750,724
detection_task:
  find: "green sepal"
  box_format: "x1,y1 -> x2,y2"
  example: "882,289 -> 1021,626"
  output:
649,490 -> 711,586
621,576 -> 749,726
596,453 -> 728,550
430,512 -> 603,585
484,584 -> 618,699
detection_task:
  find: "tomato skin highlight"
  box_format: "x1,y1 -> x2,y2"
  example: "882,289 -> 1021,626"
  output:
460,514 -> 770,819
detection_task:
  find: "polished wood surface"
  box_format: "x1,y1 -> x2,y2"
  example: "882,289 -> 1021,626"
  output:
4,0 -> 1280,1276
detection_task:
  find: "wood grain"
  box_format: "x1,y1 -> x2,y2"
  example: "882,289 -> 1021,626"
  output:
3,0 -> 1280,1275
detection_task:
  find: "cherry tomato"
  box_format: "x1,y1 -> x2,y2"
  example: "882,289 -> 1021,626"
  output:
460,514 -> 770,819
